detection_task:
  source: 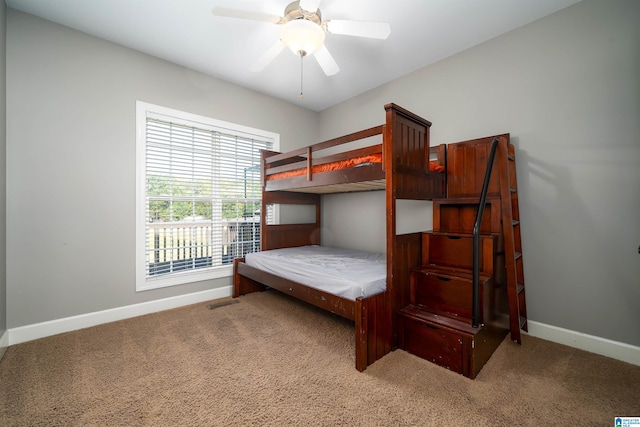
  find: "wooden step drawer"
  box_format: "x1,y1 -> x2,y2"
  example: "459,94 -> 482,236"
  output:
398,315 -> 467,375
433,198 -> 501,234
422,232 -> 498,275
410,268 -> 490,323
398,305 -> 508,379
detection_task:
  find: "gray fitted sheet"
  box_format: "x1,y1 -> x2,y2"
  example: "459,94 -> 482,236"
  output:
244,245 -> 386,301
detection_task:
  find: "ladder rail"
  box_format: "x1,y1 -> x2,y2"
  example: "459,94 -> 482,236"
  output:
498,139 -> 525,343
472,137 -> 499,328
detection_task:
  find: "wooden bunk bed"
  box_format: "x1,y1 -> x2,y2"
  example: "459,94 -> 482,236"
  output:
233,103 -> 446,371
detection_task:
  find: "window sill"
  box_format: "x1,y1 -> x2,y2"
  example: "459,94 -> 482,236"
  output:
136,265 -> 233,292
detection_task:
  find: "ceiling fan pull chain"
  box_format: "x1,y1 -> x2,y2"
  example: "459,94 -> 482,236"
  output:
299,50 -> 305,99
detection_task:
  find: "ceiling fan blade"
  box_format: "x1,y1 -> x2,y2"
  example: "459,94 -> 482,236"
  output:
250,41 -> 286,72
313,45 -> 340,76
325,20 -> 391,40
299,0 -> 322,13
212,8 -> 282,24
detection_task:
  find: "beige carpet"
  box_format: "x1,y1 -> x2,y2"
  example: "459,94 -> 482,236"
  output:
1,290 -> 638,426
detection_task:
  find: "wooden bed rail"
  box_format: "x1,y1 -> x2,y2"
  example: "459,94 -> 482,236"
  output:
264,125 -> 384,166
262,126 -> 384,184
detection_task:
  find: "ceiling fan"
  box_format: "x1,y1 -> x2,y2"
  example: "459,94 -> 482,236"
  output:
212,0 -> 391,77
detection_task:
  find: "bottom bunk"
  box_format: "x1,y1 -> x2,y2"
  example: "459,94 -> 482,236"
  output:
233,246 -> 391,371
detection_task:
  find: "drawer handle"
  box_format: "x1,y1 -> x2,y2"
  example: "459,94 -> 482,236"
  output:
423,323 -> 438,330
446,235 -> 462,240
435,276 -> 452,282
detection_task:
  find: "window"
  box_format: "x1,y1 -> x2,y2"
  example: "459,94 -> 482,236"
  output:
136,102 -> 278,291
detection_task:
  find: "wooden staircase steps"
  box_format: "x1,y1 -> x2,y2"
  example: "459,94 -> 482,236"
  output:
398,229 -> 509,378
422,231 -> 500,276
440,135 -> 527,340
398,304 -> 507,379
397,135 -> 527,378
410,265 -> 492,324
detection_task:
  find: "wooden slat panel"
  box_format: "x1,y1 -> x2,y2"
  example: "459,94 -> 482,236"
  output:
355,290 -> 392,370
391,233 -> 423,313
262,223 -> 320,251
388,109 -> 446,201
447,135 -> 506,198
262,191 -> 319,205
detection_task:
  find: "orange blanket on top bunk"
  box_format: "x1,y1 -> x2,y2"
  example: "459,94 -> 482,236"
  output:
266,153 -> 444,181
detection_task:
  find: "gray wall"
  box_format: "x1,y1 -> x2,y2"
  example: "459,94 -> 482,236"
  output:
319,0 -> 640,347
5,10 -> 318,328
0,0 -> 7,359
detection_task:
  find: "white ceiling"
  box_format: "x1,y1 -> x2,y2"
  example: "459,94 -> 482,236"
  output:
6,0 -> 582,112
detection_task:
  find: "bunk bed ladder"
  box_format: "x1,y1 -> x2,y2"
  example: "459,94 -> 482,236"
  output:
497,138 -> 528,343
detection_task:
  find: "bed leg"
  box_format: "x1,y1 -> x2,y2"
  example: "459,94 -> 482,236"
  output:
233,258 -> 266,297
355,292 -> 392,372
355,298 -> 368,372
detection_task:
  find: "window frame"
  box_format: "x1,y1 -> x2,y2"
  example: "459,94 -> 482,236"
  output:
135,101 -> 279,292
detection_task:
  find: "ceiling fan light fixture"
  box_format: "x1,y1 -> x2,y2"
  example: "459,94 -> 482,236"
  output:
280,19 -> 325,56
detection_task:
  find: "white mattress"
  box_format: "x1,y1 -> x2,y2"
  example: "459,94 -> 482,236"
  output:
244,245 -> 386,301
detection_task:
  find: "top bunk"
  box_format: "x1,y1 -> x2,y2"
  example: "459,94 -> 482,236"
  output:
262,103 -> 447,200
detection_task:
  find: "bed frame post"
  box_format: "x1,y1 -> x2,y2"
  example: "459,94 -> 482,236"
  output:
384,103 -> 433,351
355,291 -> 390,371
233,257 -> 266,297
355,298 -> 368,372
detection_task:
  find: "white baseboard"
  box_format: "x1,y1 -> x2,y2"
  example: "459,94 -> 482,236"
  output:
6,292 -> 639,368
527,320 -> 640,366
8,286 -> 232,346
0,329 -> 8,361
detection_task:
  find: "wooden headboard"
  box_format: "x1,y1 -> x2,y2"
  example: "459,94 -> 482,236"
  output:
260,190 -> 321,251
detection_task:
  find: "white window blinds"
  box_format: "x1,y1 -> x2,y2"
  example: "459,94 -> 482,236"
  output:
136,102 -> 278,291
